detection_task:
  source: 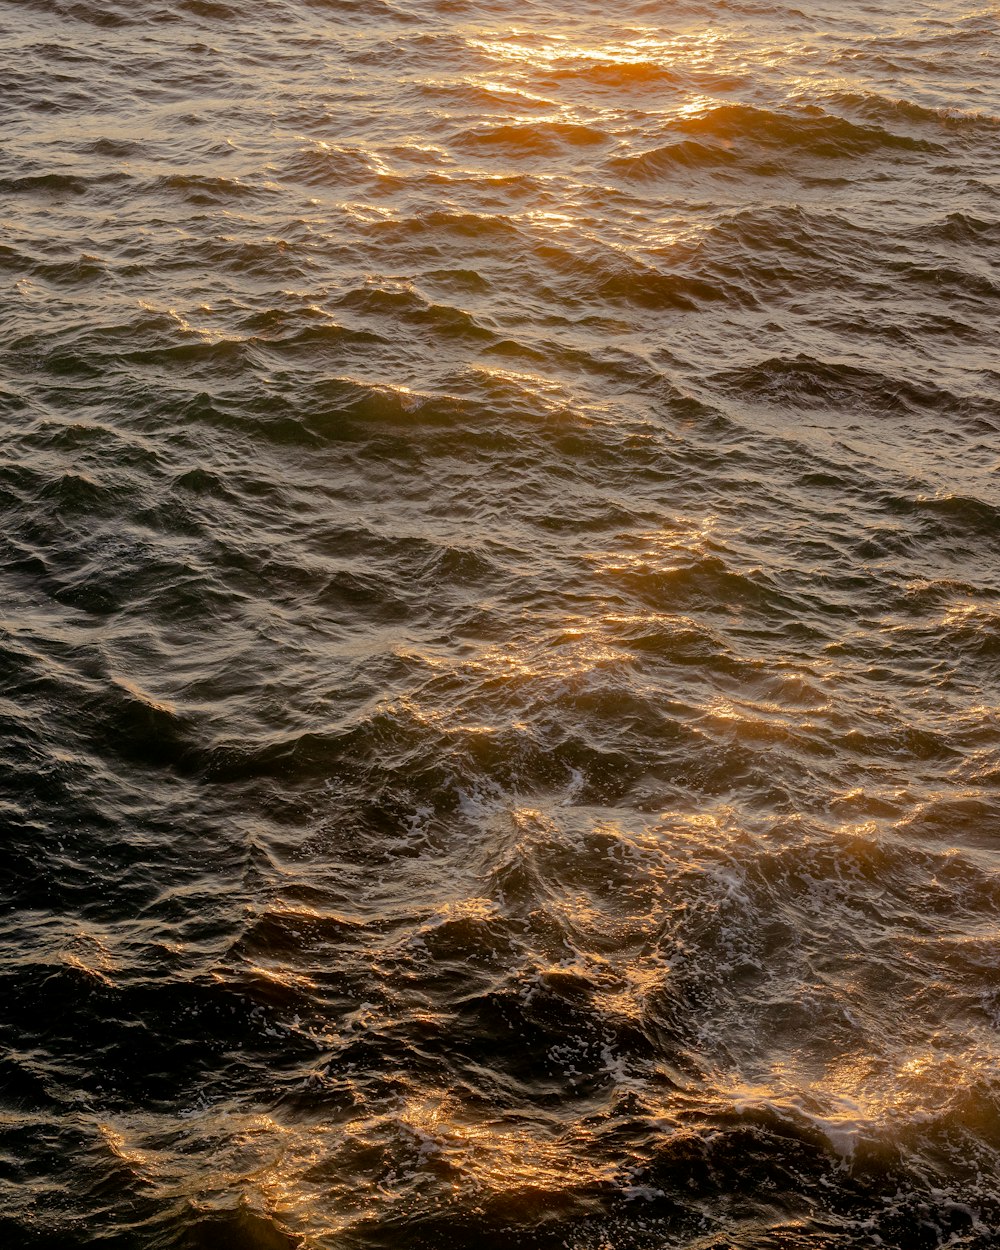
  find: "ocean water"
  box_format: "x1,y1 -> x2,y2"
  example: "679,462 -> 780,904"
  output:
2,0 -> 999,1245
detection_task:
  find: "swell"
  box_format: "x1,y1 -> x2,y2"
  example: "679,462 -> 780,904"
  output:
609,102 -> 943,184
3,0 -> 1000,1246
712,352 -> 993,422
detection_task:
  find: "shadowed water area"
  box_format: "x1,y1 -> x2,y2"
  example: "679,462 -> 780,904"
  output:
2,0 -> 1000,1245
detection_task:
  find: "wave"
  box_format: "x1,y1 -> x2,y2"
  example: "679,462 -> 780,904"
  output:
453,120 -> 611,156
3,0 -> 1000,1245
712,352 -> 980,418
158,171 -> 261,204
819,89 -> 1000,136
13,0 -> 144,28
611,103 -> 941,183
918,211 -> 1000,247
0,172 -> 93,196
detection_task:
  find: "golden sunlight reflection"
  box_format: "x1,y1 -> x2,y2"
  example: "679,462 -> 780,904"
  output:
586,517 -> 722,577
394,629 -> 628,732
725,1040 -> 985,1160
6,0 -> 1000,1240
391,1093 -> 604,1192
82,1023 -> 991,1241
466,29 -> 729,78
86,1099 -> 620,1244
98,1123 -> 152,1171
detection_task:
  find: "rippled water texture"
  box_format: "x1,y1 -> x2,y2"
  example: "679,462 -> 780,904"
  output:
2,0 -> 1000,1245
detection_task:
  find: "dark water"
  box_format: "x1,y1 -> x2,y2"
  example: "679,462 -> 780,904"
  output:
2,0 -> 1000,1245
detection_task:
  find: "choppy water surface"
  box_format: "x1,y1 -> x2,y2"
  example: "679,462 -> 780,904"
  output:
2,0 -> 1000,1245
